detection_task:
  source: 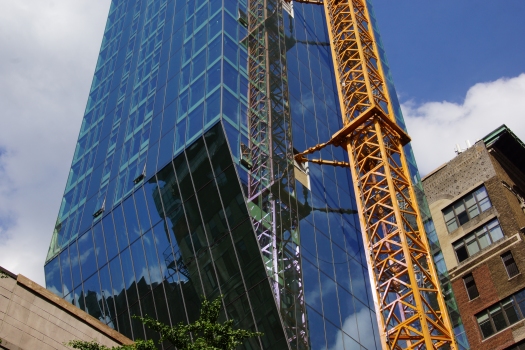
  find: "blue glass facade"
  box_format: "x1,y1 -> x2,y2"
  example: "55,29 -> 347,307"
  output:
44,0 -> 464,349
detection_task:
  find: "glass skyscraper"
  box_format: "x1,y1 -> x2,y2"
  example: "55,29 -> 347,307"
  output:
44,0 -> 467,349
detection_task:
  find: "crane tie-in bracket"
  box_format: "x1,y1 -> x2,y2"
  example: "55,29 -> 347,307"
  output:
294,105 -> 411,165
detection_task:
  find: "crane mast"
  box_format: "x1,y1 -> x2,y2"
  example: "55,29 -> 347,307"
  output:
292,0 -> 458,348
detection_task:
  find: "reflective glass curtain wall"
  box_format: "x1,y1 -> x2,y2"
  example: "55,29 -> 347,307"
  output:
44,0 -> 453,349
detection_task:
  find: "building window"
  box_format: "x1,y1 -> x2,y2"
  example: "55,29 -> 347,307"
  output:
477,297 -> 522,338
463,273 -> 479,300
453,219 -> 504,263
505,340 -> 525,350
443,186 -> 492,232
502,251 -> 520,278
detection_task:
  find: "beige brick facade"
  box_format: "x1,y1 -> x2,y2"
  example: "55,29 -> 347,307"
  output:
422,127 -> 525,349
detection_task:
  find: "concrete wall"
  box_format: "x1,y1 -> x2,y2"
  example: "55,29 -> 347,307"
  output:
0,267 -> 133,350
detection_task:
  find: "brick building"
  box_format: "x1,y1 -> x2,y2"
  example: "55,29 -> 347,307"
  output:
422,125 -> 525,350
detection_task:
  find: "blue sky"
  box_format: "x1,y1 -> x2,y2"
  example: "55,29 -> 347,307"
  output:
373,0 -> 525,103
0,0 -> 524,285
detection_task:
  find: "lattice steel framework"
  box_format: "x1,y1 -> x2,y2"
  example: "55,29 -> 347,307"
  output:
244,0 -> 308,348
293,0 -> 458,348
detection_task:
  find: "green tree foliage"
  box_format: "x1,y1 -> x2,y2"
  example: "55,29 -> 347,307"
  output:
67,296 -> 261,350
66,339 -> 155,350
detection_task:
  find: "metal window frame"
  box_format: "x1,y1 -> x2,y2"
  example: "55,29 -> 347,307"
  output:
462,273 -> 479,300
443,186 -> 491,232
502,251 -> 520,278
477,295 -> 524,339
453,219 -> 503,263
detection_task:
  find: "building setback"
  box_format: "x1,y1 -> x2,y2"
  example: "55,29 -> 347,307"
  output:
422,125 -> 525,350
0,266 -> 132,350
43,0 -> 464,349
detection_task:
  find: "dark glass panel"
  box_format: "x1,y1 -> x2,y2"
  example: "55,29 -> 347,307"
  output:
99,264 -> 117,326
83,271 -> 103,321
102,213 -> 119,260
156,161 -> 182,215
116,309 -> 133,340
130,238 -> 151,299
204,122 -> 233,175
320,271 -> 341,327
216,167 -> 248,229
120,248 -> 138,306
123,196 -> 141,243
152,284 -> 171,326
196,180 -> 228,243
109,256 -> 127,317
129,302 -> 145,340
44,256 -> 62,297
173,152 -> 194,201
186,137 -> 214,191
143,178 -> 164,225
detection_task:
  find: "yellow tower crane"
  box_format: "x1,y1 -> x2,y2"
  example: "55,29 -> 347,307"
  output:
289,0 -> 458,349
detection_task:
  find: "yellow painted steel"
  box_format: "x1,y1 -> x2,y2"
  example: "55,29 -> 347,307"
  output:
293,0 -> 458,348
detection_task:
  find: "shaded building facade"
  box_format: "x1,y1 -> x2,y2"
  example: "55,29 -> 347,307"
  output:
422,125 -> 525,350
43,0 -> 465,349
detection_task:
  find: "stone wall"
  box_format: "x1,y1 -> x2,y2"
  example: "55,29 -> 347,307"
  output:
0,267 -> 133,350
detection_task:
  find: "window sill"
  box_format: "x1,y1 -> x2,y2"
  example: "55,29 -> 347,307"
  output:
468,296 -> 480,302
508,273 -> 521,281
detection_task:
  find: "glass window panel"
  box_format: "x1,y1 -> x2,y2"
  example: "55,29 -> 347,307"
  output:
503,299 -> 520,325
113,205 -> 129,251
465,239 -> 480,257
477,313 -> 494,338
142,230 -> 162,286
173,152 -> 194,201
70,241 -> 82,288
130,238 -> 151,298
102,214 -> 119,260
157,163 -> 182,217
479,197 -> 492,211
109,257 -> 126,316
99,264 -> 116,326
491,307 -> 507,332
60,248 -> 73,296
134,190 -> 152,235
151,221 -> 175,281
93,223 -> 108,268
143,179 -> 164,225
204,123 -> 233,175
83,271 -> 103,321
320,272 -> 341,327
477,230 -> 491,249
447,219 -> 458,233
489,223 -> 504,242
44,256 -> 62,297
186,137 -> 213,190
120,248 -> 138,305
78,230 -> 97,280
123,196 -> 141,243
306,306 -> 327,350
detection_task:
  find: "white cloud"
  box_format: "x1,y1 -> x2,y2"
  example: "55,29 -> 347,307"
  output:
0,0 -> 111,286
403,73 -> 525,176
